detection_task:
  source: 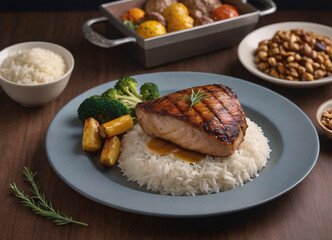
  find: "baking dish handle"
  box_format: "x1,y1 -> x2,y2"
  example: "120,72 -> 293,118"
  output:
82,17 -> 136,48
250,0 -> 277,16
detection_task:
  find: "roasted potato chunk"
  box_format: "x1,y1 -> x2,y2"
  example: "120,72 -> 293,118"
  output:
82,118 -> 102,152
167,14 -> 194,32
136,20 -> 167,39
100,136 -> 121,166
163,3 -> 189,21
98,114 -> 134,138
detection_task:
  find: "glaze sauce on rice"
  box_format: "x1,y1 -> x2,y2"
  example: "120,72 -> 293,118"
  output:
147,137 -> 205,162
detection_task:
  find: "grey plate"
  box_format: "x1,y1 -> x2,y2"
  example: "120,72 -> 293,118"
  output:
46,72 -> 319,217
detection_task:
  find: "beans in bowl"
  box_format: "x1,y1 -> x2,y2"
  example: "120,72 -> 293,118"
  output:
254,29 -> 332,81
321,109 -> 332,131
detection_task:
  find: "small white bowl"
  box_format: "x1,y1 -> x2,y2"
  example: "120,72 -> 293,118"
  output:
316,99 -> 332,140
0,41 -> 74,106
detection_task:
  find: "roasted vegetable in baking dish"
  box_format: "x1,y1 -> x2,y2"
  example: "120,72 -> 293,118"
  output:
120,0 -> 240,38
167,14 -> 194,32
145,0 -> 177,14
163,3 -> 189,21
180,0 -> 221,16
211,4 -> 239,21
162,3 -> 194,32
136,20 -> 167,38
121,7 -> 146,24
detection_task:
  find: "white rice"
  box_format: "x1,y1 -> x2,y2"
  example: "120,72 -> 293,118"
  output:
0,47 -> 67,84
118,118 -> 271,196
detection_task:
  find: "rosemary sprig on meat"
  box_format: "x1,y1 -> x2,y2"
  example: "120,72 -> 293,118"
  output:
179,88 -> 208,110
9,167 -> 88,226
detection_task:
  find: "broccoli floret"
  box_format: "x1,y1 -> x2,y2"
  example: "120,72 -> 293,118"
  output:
140,82 -> 160,101
101,88 -> 122,100
102,88 -> 141,107
77,95 -> 129,123
102,88 -> 141,117
115,77 -> 143,101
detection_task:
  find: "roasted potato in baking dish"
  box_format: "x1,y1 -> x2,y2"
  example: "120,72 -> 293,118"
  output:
135,20 -> 167,39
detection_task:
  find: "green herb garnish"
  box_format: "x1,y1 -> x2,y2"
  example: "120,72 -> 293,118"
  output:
9,167 -> 88,226
123,20 -> 138,30
179,88 -> 208,110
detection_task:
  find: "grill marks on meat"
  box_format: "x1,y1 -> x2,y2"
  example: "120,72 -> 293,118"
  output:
201,85 -> 247,141
136,84 -> 248,156
140,85 -> 246,142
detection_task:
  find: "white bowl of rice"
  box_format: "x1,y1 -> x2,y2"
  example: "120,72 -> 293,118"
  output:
0,41 -> 74,106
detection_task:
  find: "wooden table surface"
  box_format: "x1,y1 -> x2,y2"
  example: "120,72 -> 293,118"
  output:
1,9 -> 331,240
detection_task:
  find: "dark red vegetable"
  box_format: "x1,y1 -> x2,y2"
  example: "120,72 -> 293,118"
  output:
210,4 -> 239,21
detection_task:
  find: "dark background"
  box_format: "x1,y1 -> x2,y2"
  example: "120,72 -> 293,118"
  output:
0,0 -> 331,11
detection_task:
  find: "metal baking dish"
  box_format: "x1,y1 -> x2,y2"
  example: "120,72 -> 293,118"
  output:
83,0 -> 276,67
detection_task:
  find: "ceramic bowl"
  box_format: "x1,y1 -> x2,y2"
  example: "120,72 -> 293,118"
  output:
316,99 -> 332,140
0,41 -> 74,106
238,21 -> 332,88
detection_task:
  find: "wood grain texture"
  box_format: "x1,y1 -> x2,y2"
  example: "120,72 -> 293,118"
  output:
0,10 -> 331,240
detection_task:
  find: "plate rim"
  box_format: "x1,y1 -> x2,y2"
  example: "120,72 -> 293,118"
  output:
238,21 -> 332,88
46,71 -> 320,217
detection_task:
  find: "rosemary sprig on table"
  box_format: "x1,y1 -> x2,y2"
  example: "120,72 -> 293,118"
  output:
9,167 -> 88,227
178,88 -> 208,110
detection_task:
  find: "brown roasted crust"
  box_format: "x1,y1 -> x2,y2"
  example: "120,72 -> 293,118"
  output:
180,0 -> 222,16
144,0 -> 177,14
136,84 -> 247,145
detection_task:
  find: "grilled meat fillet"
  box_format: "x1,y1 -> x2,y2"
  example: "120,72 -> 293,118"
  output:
136,84 -> 248,157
